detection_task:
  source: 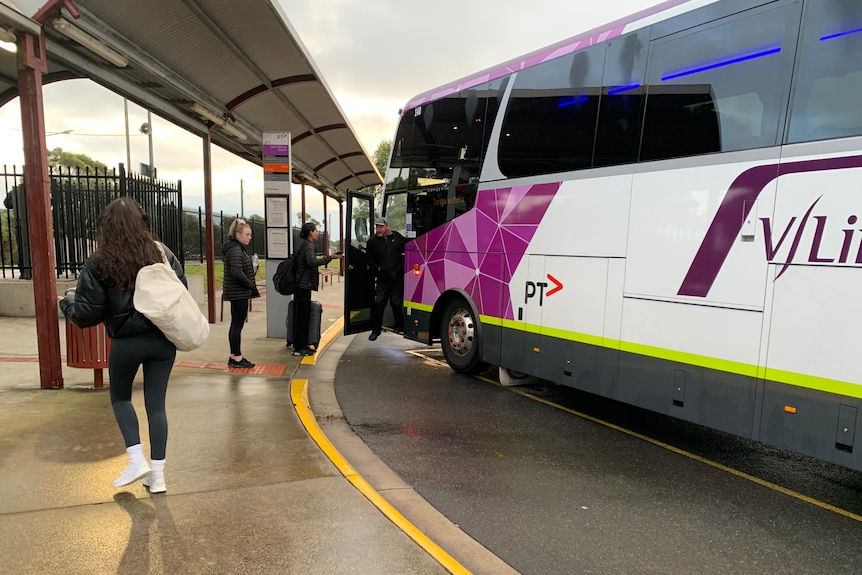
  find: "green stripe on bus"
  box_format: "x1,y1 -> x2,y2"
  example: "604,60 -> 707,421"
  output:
760,367 -> 861,399
406,301 -> 433,313
408,302 -> 860,399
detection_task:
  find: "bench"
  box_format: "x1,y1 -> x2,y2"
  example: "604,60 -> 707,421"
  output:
318,267 -> 339,289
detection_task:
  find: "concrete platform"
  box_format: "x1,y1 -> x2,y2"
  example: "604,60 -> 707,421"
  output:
0,277 -> 489,575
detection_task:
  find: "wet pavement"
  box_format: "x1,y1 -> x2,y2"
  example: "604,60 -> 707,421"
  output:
335,335 -> 862,575
0,277 -> 512,575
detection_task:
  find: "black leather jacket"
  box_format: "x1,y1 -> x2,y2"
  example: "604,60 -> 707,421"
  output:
60,243 -> 187,339
295,238 -> 331,291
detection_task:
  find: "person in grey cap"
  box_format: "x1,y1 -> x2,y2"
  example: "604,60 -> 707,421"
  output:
365,216 -> 406,340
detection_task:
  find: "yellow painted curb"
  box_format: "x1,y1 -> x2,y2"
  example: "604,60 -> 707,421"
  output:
301,314 -> 344,365
290,379 -> 472,575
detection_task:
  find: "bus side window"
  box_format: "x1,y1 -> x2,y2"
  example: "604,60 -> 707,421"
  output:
641,85 -> 720,161
498,44 -> 605,178
640,3 -> 799,161
787,0 -> 862,143
594,31 -> 647,168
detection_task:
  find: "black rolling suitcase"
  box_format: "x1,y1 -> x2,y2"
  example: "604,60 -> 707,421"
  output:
285,300 -> 322,347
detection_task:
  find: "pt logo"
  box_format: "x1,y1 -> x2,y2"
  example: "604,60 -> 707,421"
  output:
525,274 -> 563,306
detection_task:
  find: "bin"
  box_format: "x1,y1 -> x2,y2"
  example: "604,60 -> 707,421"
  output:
66,322 -> 111,389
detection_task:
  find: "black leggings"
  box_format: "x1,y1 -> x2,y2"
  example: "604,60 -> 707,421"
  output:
293,287 -> 312,349
109,331 -> 176,460
229,299 -> 249,356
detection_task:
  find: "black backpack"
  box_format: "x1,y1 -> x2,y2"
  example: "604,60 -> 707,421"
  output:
273,255 -> 298,295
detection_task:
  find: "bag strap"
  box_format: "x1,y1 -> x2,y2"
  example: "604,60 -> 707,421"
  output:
154,241 -> 169,265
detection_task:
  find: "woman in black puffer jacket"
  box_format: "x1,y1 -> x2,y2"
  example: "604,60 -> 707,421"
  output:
221,218 -> 260,368
60,197 -> 185,494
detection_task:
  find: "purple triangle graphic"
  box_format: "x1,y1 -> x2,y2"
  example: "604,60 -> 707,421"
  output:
408,269 -> 426,302
408,182 -> 561,321
502,224 -> 537,246
454,213 -> 478,254
503,182 -> 559,225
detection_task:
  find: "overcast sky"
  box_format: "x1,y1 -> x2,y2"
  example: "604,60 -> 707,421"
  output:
0,0 -> 659,226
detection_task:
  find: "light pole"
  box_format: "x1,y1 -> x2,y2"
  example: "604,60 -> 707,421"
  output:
240,179 -> 244,217
147,110 -> 154,178
124,98 -> 130,170
138,111 -> 154,178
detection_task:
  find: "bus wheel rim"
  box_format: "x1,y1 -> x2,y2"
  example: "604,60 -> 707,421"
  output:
447,308 -> 474,358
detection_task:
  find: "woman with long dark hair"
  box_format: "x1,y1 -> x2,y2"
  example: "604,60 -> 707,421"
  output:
292,222 -> 333,356
60,197 -> 186,494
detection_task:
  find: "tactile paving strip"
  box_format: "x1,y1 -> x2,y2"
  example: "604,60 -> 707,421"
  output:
175,361 -> 286,376
2,357 -> 286,377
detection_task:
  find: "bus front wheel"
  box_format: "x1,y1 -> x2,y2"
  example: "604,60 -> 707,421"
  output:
440,299 -> 489,375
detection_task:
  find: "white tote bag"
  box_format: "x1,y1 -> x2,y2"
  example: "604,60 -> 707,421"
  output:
134,242 -> 209,351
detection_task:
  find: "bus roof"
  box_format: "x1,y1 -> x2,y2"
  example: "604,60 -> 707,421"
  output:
403,0 -> 720,112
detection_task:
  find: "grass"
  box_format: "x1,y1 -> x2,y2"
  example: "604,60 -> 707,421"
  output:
184,261 -> 268,292
185,256 -> 340,292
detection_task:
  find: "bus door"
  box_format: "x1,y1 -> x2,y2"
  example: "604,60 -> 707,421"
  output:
343,190 -> 375,335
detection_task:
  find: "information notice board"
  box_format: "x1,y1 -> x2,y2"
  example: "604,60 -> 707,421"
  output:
263,132 -> 291,258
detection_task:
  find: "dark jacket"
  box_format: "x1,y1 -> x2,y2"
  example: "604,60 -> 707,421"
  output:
60,242 -> 186,339
221,238 -> 259,301
295,238 -> 332,291
366,231 -> 406,282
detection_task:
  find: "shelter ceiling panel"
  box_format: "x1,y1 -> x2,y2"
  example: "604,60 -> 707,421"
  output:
276,83 -> 351,131
292,136 -> 342,169
73,0 -> 264,105
231,90 -> 306,134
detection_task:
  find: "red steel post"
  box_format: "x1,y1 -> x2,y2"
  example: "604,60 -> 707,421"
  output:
18,31 -> 64,389
203,132 -> 216,323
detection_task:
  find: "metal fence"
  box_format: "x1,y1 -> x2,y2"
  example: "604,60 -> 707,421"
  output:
182,208 -> 266,263
1,164 -> 181,279
182,208 -> 329,264
1,164 -> 330,279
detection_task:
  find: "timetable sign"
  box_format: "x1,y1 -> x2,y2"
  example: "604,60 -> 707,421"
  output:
263,132 -> 291,187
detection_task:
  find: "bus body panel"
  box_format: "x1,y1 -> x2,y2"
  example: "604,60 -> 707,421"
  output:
761,381 -> 861,465
525,173 -> 631,258
626,156 -> 778,311
387,0 -> 862,470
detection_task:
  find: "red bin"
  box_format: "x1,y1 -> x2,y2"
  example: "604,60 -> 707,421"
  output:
65,322 -> 111,389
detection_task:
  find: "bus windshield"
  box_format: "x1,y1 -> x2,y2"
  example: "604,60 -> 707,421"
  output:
385,79 -> 507,238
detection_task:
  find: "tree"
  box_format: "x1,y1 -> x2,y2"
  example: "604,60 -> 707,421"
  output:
362,140 -> 391,209
296,212 -> 321,227
372,140 -> 391,179
48,148 -> 114,197
182,210 -> 205,261
48,148 -> 109,172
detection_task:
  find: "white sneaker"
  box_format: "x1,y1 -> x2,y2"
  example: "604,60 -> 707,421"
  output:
113,460 -> 151,488
143,476 -> 167,493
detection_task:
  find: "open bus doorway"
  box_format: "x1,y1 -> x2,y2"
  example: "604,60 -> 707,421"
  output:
343,190 -> 375,335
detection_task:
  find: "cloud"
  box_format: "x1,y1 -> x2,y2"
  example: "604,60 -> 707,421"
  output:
0,0 -> 655,225
280,0 -> 647,151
